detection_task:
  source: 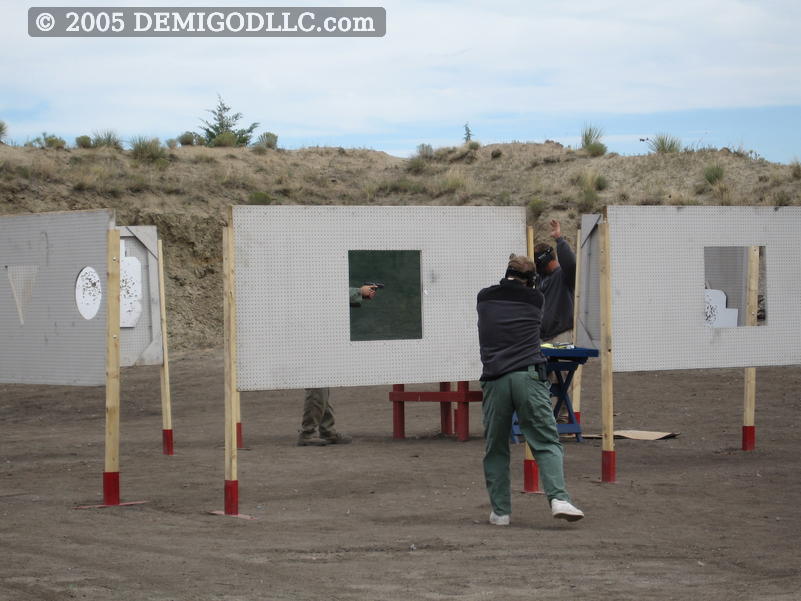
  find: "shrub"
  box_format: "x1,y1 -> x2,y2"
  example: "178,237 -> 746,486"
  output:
575,169 -> 607,191
416,143 -> 434,159
375,177 -> 427,196
43,133 -> 66,149
577,187 -> 598,213
248,191 -> 273,205
165,138 -> 177,150
790,160 -> 801,180
773,190 -> 792,206
251,145 -> 268,155
467,140 -> 481,151
177,131 -> 197,146
581,124 -> 606,156
0,120 -> 7,143
527,196 -> 548,221
406,156 -> 428,174
212,131 -> 238,147
256,132 -> 278,149
712,182 -> 732,204
704,163 -> 724,185
648,133 -> 682,153
491,148 -> 502,159
584,141 -> 607,157
129,136 -> 166,161
75,135 -> 93,149
92,130 -> 123,150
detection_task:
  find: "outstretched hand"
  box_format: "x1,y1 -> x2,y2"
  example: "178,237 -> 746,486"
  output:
549,219 -> 562,240
359,285 -> 378,300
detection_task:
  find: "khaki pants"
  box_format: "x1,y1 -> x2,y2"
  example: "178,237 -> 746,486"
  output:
301,387 -> 337,437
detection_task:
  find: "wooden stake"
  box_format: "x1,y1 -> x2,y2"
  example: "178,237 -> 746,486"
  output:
526,225 -> 534,258
598,221 -> 616,482
157,240 -> 174,455
223,212 -> 239,514
743,245 -> 759,451
571,229 -> 583,420
104,229 -> 122,505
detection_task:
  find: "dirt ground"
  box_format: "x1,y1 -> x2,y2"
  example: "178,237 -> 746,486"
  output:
2,350 -> 800,601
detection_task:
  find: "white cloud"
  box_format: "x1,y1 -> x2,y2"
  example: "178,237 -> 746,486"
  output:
1,0 -> 800,142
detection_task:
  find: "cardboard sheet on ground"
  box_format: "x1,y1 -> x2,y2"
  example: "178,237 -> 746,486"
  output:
581,430 -> 679,440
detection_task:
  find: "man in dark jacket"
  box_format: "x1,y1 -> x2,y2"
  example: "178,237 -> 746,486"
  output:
476,254 -> 584,525
534,219 -> 576,342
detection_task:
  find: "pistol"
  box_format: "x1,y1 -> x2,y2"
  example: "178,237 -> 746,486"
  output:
363,281 -> 385,289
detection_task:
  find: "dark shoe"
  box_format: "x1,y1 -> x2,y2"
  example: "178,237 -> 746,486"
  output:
321,432 -> 352,445
297,432 -> 328,446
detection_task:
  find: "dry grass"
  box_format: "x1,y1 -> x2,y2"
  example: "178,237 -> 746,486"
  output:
2,140 -> 800,248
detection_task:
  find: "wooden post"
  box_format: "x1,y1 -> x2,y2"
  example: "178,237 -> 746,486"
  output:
103,229 -> 122,505
157,240 -> 174,455
526,225 -> 534,259
439,382 -> 453,435
392,384 -> 406,439
455,381 -> 470,442
599,220 -> 616,482
742,245 -> 759,451
223,216 -> 239,515
571,229 -> 583,422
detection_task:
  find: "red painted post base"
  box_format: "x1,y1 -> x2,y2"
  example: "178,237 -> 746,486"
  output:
162,429 -> 174,455
601,450 -> 616,483
224,479 -> 239,515
439,382 -> 453,435
523,457 -> 541,494
103,471 -> 120,506
742,425 -> 756,451
236,422 -> 244,449
392,385 -> 406,439
574,411 -> 581,424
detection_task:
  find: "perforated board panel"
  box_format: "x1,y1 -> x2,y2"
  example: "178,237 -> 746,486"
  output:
0,210 -> 113,386
118,226 -> 163,367
607,206 -> 801,372
576,214 -> 601,349
233,206 -> 526,390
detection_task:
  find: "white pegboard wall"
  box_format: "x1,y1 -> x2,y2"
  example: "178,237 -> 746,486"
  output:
232,206 -> 526,390
0,210 -> 113,386
607,205 -> 801,372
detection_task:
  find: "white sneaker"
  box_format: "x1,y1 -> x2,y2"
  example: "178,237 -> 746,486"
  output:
551,499 -> 584,522
489,511 -> 510,526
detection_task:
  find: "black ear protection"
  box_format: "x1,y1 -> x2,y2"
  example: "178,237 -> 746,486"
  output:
534,247 -> 554,274
505,267 -> 536,288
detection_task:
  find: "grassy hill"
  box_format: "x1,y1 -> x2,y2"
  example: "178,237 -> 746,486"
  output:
1,141 -> 799,350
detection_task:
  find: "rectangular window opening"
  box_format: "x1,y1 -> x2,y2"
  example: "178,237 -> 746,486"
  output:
703,246 -> 766,328
348,250 -> 423,341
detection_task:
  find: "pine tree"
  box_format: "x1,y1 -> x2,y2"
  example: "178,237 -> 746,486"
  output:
199,96 -> 259,146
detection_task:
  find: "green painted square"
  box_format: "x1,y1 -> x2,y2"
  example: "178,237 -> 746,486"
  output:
349,250 -> 422,341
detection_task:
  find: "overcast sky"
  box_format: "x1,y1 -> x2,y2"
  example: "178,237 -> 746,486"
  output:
2,0 -> 800,161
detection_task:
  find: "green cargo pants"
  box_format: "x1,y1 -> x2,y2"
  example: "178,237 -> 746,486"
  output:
481,365 -> 570,516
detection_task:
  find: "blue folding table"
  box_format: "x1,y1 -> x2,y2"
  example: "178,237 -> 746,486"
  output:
512,346 -> 599,443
